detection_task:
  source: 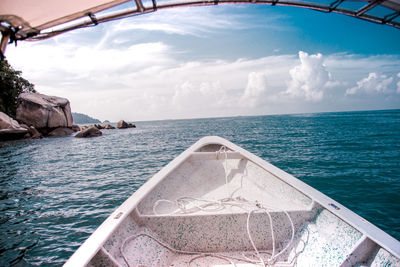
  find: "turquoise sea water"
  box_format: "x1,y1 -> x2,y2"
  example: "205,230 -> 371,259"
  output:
0,109 -> 399,266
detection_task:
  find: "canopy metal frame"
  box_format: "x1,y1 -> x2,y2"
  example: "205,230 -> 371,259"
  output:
0,0 -> 399,50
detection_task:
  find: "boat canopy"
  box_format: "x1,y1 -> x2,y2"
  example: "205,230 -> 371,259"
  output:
0,0 -> 400,49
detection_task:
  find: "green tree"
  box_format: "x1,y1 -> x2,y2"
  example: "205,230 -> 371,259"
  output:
0,59 -> 36,117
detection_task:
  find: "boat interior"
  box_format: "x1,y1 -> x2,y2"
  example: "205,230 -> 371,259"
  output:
87,143 -> 399,267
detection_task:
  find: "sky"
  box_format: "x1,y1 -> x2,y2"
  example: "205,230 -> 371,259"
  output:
5,3 -> 400,122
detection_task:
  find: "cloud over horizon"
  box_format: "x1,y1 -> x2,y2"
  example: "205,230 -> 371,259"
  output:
346,72 -> 396,96
397,73 -> 400,94
285,51 -> 331,101
5,17 -> 400,122
240,72 -> 270,108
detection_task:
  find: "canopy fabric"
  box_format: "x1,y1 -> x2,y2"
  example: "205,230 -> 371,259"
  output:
0,0 -> 400,42
0,0 -> 131,36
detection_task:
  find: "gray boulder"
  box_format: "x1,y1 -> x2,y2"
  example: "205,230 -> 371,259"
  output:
71,124 -> 80,132
117,120 -> 128,129
28,126 -> 43,139
103,124 -> 115,129
48,127 -> 74,137
16,93 -> 73,131
0,112 -> 28,140
117,120 -> 136,129
79,125 -> 90,131
19,124 -> 43,139
75,126 -> 102,138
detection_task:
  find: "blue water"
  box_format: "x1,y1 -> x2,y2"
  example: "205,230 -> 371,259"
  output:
1,109 -> 399,266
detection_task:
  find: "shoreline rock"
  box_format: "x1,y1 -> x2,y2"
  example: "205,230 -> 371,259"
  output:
79,124 -> 115,131
75,126 -> 102,138
103,124 -> 115,130
71,124 -> 80,132
117,120 -> 136,129
0,112 -> 28,141
48,127 -> 74,137
16,93 -> 73,134
2,91 -> 136,141
27,126 -> 43,139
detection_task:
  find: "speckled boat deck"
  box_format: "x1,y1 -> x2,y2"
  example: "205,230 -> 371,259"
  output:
67,137 -> 400,267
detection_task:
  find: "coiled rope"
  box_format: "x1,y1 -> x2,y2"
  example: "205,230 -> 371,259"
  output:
120,146 -> 296,266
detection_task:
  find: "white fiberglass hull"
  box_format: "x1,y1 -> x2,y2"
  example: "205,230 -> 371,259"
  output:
65,136 -> 400,266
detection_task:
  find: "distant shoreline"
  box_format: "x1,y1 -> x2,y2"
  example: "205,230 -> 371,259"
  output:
72,112 -> 101,124
129,108 -> 400,123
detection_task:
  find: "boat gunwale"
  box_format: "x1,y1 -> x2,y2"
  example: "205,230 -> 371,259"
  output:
65,136 -> 216,266
214,136 -> 400,259
64,136 -> 400,266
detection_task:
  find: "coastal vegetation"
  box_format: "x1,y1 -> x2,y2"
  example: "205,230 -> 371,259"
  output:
0,59 -> 36,117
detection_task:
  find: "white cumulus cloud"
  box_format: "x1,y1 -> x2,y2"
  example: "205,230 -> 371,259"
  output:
6,37 -> 400,121
240,72 -> 269,108
346,72 -> 394,95
397,73 -> 400,94
172,81 -> 230,114
285,51 -> 331,101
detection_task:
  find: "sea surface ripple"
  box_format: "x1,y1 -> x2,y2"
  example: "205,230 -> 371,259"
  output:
0,109 -> 399,266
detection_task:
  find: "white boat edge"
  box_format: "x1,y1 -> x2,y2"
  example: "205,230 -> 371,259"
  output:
64,136 -> 400,267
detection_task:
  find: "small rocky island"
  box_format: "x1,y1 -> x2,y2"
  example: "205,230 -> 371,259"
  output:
0,92 -> 136,141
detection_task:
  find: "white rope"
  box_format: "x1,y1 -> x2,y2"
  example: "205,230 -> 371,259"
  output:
272,210 -> 295,260
189,254 -> 238,266
246,209 -> 272,266
216,145 -> 230,196
121,147 -> 297,266
120,233 -> 260,267
136,197 -> 296,266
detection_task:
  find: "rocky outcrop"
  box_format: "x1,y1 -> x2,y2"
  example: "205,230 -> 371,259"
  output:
75,126 -> 102,138
19,124 -> 43,139
2,95 -> 135,141
48,127 -> 74,137
71,124 -> 80,132
0,112 -> 28,140
117,120 -> 127,129
16,93 -> 73,134
27,126 -> 43,139
103,124 -> 115,130
79,125 -> 90,131
79,124 -> 115,131
94,124 -> 116,130
117,120 -> 136,129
